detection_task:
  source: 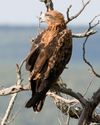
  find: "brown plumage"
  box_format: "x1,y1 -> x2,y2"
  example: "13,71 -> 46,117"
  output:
25,10 -> 72,112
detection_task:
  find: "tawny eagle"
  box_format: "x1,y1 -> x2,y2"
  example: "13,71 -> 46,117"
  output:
25,10 -> 72,112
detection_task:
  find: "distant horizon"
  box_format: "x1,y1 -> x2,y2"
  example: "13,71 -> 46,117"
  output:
0,24 -> 100,28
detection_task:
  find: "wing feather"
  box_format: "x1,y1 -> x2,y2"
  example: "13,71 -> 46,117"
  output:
33,48 -> 48,73
32,37 -> 58,75
26,31 -> 45,71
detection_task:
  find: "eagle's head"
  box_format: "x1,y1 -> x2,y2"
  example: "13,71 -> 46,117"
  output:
40,10 -> 65,26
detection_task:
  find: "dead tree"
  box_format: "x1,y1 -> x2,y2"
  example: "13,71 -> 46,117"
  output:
0,0 -> 100,125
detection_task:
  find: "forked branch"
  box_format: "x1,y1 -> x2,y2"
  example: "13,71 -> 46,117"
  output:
66,0 -> 91,24
0,81 -> 100,123
82,15 -> 100,78
1,62 -> 25,125
73,15 -> 100,38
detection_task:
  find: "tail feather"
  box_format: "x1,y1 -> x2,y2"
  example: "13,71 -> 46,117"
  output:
25,97 -> 34,108
25,78 -> 50,112
25,92 -> 46,112
33,97 -> 46,112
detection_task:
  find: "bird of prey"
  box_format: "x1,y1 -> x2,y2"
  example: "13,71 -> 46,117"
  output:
25,10 -> 72,112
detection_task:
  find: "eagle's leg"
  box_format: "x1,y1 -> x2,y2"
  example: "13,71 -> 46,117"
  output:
26,79 -> 49,112
25,90 -> 46,112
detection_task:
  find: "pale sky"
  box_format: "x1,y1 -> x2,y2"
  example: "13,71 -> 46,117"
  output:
0,0 -> 100,25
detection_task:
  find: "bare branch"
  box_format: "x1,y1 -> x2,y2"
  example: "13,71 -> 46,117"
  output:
72,15 -> 100,45
50,81 -> 100,124
1,63 -> 25,125
66,0 -> 91,24
83,76 -> 95,97
7,106 -> 23,124
79,39 -> 100,124
59,87 -> 87,107
0,84 -> 30,96
72,30 -> 97,38
47,92 -> 79,104
0,81 -> 100,123
78,88 -> 100,124
19,58 -> 27,71
1,94 -> 18,125
82,15 -> 100,78
89,14 -> 100,29
66,5 -> 72,21
49,84 -> 100,123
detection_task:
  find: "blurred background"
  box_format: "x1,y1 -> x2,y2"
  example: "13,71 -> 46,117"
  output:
0,0 -> 100,125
